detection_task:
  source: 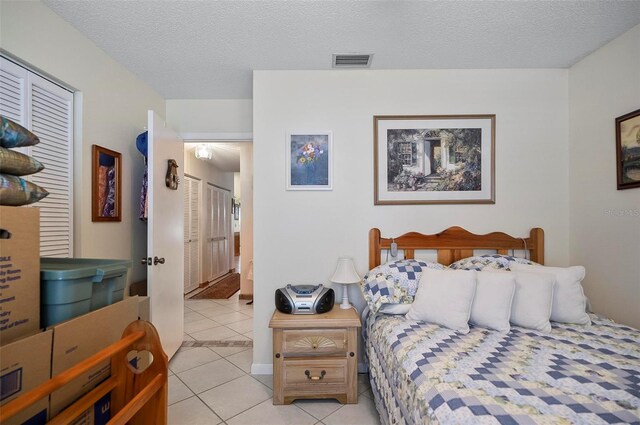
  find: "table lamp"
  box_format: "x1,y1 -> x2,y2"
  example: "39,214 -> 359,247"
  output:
330,257 -> 361,309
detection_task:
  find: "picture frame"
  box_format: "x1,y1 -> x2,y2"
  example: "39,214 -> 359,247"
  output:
91,144 -> 122,222
374,115 -> 495,205
615,108 -> 640,190
286,131 -> 333,190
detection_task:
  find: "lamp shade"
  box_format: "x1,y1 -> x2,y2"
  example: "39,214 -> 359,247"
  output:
330,257 -> 360,284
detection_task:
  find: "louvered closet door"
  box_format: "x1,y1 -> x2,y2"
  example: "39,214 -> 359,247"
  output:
183,176 -> 200,294
0,58 -> 73,258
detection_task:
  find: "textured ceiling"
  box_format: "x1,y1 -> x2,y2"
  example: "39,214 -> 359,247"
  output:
44,1 -> 640,99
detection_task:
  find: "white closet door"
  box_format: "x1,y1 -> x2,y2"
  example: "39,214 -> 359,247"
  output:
183,176 -> 201,294
206,184 -> 230,282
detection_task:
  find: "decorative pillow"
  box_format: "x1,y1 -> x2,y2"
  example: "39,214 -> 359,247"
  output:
470,271 -> 516,333
0,174 -> 49,206
405,268 -> 477,333
449,254 -> 536,271
510,271 -> 554,332
0,148 -> 45,176
361,259 -> 445,314
509,263 -> 590,325
0,116 -> 40,148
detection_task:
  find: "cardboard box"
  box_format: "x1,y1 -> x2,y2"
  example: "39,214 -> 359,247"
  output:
137,296 -> 150,321
0,206 -> 40,345
0,329 -> 52,425
49,297 -> 138,420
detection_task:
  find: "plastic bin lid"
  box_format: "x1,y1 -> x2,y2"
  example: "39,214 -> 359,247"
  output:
40,258 -> 132,280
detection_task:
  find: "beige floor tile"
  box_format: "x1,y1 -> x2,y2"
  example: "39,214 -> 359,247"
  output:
199,375 -> 272,420
242,331 -> 253,339
225,349 -> 253,373
197,304 -> 236,318
184,310 -> 207,324
362,389 -> 374,400
222,334 -> 251,342
188,300 -> 224,312
190,325 -> 240,341
209,345 -> 251,358
205,311 -> 251,325
168,396 -> 223,425
183,334 -> 195,342
177,358 -> 245,394
168,375 -> 193,405
184,318 -> 220,334
226,399 -> 316,425
294,399 -> 343,420
225,318 -> 253,334
169,347 -> 221,373
251,373 -> 273,389
358,373 -> 372,394
322,396 -> 380,425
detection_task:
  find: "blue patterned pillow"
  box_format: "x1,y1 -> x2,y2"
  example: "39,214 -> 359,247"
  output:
449,254 -> 536,271
360,259 -> 445,314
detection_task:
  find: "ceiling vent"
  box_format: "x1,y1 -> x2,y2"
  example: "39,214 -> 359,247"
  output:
332,53 -> 373,68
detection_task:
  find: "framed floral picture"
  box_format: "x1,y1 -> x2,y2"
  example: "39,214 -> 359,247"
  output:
286,132 -> 333,190
615,108 -> 640,190
374,115 -> 495,205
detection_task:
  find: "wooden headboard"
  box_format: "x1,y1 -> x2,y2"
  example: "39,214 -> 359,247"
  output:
369,226 -> 544,269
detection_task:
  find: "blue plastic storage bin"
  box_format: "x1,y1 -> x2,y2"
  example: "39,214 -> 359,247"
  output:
40,258 -> 132,327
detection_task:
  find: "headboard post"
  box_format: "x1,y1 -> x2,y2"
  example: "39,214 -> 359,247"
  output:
369,228 -> 381,270
529,227 -> 544,265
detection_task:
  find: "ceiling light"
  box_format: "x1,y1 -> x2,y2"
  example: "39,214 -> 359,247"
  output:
195,144 -> 212,160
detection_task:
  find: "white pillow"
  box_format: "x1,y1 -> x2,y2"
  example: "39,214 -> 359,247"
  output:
470,271 -> 516,333
379,304 -> 411,315
509,263 -> 590,325
510,271 -> 554,332
405,269 -> 477,333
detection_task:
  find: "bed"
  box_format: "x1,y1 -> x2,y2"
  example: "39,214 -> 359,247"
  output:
364,227 -> 640,425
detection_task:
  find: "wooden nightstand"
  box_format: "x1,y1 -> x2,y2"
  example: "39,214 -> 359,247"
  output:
269,307 -> 361,405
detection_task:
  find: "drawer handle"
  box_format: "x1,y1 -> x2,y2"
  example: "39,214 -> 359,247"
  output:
305,370 -> 326,381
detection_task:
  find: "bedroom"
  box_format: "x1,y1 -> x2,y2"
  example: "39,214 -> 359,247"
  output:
0,1 -> 639,424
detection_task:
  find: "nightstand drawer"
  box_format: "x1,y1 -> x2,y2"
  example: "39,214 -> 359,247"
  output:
283,329 -> 347,355
283,358 -> 347,386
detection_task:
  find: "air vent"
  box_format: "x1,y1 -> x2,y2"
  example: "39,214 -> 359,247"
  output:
332,53 -> 373,68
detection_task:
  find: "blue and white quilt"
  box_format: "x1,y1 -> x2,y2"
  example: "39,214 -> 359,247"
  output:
364,313 -> 640,425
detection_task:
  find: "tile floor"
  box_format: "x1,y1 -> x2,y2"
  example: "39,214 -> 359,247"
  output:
169,293 -> 381,425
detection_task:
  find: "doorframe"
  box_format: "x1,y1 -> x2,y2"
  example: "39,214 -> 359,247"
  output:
183,174 -> 202,294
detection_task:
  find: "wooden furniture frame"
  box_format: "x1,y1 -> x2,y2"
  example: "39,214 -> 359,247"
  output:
369,226 -> 544,269
0,320 -> 168,425
92,144 -> 122,222
269,308 -> 361,405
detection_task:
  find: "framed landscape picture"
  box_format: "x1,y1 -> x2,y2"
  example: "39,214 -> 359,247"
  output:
286,132 -> 333,190
615,108 -> 640,190
374,115 -> 495,205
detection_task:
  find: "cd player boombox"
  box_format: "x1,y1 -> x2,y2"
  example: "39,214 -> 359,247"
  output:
275,284 -> 334,315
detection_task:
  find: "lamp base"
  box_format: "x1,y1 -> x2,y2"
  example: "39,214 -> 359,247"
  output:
340,283 -> 351,309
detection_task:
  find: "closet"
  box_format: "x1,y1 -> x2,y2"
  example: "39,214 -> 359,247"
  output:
206,184 -> 230,282
183,175 -> 200,293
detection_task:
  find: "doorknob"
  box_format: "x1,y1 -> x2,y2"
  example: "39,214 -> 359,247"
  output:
141,257 -> 152,265
153,256 -> 165,265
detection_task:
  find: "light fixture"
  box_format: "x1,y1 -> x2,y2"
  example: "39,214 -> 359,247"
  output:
194,144 -> 212,160
330,257 -> 361,309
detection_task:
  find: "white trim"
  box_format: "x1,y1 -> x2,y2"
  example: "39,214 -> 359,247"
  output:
251,363 -> 273,375
181,132 -> 253,142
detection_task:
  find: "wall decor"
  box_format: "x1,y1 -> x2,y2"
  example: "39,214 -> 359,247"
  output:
286,132 -> 332,190
92,144 -> 122,221
615,108 -> 640,190
374,115 -> 495,205
165,159 -> 179,190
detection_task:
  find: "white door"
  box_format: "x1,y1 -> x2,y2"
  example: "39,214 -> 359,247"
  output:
206,184 -> 230,281
147,110 -> 184,359
183,176 -> 200,294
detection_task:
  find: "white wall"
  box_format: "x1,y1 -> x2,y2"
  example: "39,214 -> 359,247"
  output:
569,24 -> 640,328
0,1 -> 165,286
252,69 -> 570,371
183,148 -> 235,283
166,99 -> 253,134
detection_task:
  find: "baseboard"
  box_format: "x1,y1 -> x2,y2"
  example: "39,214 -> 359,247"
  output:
251,363 -> 273,375
239,293 -> 253,300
